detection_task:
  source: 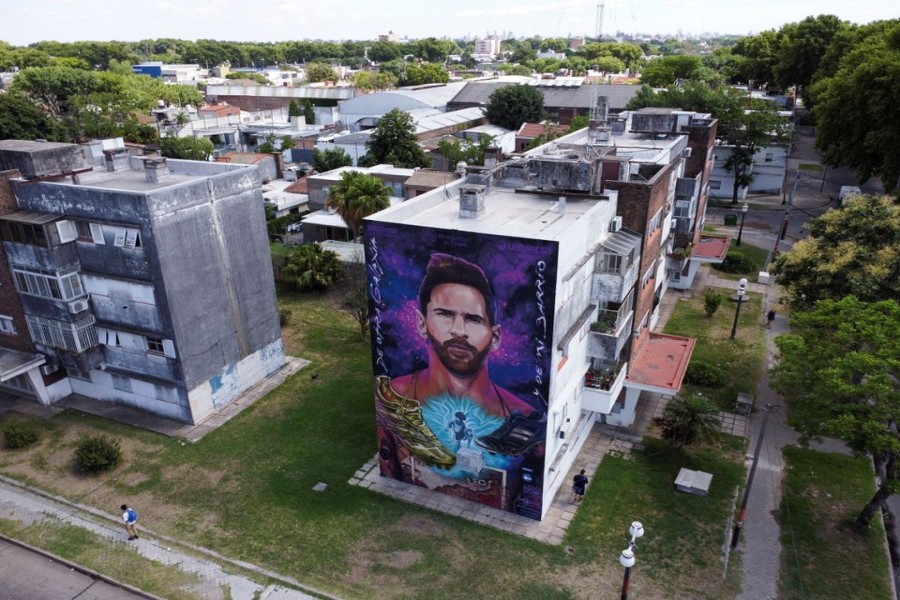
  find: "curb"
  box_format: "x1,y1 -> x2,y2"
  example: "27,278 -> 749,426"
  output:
0,532 -> 166,600
0,473 -> 339,600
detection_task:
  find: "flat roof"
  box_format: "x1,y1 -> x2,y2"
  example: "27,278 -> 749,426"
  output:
58,158 -> 249,193
370,183 -> 604,242
626,332 -> 696,394
692,235 -> 730,262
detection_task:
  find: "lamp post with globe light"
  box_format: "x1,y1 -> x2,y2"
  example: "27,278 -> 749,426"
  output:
619,521 -> 644,600
730,278 -> 749,340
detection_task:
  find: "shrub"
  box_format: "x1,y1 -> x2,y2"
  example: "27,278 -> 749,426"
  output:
74,434 -> 121,473
717,250 -> 755,274
652,394 -> 721,446
684,360 -> 725,388
3,422 -> 39,449
702,289 -> 723,317
279,307 -> 293,327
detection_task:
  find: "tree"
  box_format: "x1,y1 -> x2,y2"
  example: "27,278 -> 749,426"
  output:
159,136 -> 213,161
811,20 -> 900,192
283,243 -> 342,291
771,195 -> 900,309
313,147 -> 353,172
351,70 -> 398,92
484,85 -> 545,130
362,109 -> 430,168
326,170 -> 391,239
770,297 -> 900,532
773,14 -> 848,102
437,135 -> 494,168
652,393 -> 721,446
225,71 -> 269,85
639,55 -> 703,86
338,259 -> 370,339
305,62 -> 337,83
0,91 -> 60,141
403,62 -> 449,86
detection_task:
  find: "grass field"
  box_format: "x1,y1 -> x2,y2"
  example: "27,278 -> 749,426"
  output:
712,242 -> 770,282
779,447 -> 893,600
663,290 -> 767,411
0,283 -> 749,599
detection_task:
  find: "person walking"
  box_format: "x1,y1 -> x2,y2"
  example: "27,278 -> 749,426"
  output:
766,309 -> 777,328
121,504 -> 139,540
571,469 -> 589,503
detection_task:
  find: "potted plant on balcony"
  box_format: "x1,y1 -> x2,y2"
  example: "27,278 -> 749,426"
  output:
590,311 -> 618,333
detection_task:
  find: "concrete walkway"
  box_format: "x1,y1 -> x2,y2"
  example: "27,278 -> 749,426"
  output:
0,474 -> 321,600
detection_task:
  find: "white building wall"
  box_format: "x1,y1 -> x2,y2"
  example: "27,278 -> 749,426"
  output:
186,338 -> 285,424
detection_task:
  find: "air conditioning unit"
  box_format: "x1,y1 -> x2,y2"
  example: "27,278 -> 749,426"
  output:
682,147 -> 693,158
40,364 -> 58,376
670,218 -> 678,230
609,216 -> 623,233
68,298 -> 90,314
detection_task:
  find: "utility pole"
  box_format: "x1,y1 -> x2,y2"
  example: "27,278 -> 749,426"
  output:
781,170 -> 800,241
731,404 -> 777,548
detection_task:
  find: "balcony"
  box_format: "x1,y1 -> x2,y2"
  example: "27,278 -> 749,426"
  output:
587,305 -> 633,363
581,361 -> 628,413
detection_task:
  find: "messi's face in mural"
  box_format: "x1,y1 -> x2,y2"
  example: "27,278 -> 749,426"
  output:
418,283 -> 501,377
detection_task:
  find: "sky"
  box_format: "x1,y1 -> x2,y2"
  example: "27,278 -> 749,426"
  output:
0,0 -> 895,46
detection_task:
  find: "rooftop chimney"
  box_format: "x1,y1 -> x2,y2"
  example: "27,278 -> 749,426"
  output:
459,184 -> 486,219
143,157 -> 170,184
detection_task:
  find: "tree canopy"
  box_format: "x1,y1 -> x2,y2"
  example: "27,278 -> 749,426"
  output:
484,85 -> 545,131
0,92 -> 61,141
326,170 -> 391,239
160,137 -> 213,161
305,62 -> 338,83
313,147 -> 353,172
638,55 -> 705,87
810,19 -> 900,192
771,297 -> 900,531
362,109 -> 430,168
771,195 -> 900,309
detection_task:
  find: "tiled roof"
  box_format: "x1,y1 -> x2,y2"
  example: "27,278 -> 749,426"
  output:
405,169 -> 460,188
517,123 -> 568,139
219,152 -> 270,165
284,177 -> 309,194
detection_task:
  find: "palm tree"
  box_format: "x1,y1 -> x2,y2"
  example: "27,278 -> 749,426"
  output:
326,170 -> 391,241
652,393 -> 721,446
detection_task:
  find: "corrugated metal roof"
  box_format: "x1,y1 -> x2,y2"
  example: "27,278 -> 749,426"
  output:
449,81 -> 641,110
414,107 -> 485,134
0,210 -> 62,226
601,229 -> 642,255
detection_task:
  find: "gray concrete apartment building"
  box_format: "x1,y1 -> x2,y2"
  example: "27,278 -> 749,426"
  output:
0,140 -> 284,424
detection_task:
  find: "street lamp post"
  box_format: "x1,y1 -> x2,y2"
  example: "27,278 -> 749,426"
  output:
620,521 -> 644,600
730,278 -> 749,340
736,203 -> 749,246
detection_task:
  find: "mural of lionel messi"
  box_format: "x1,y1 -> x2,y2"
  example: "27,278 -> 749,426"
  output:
367,225 -> 557,518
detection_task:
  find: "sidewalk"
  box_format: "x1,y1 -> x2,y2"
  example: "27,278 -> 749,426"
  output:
0,474 -> 321,600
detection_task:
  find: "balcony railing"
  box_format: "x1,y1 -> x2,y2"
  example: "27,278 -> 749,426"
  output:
581,361 -> 628,414
590,306 -> 628,336
584,360 -> 624,391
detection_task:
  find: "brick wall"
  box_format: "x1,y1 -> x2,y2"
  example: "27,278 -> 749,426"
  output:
606,162 -> 674,360
683,120 -> 718,245
0,171 -> 36,353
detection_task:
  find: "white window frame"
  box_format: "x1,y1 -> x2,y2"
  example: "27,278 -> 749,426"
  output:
25,315 -> 97,352
0,315 -> 15,334
647,209 -> 662,236
12,267 -> 84,301
113,227 -> 142,249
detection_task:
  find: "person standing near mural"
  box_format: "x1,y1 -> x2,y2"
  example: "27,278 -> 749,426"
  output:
375,253 -> 546,492
571,469 -> 588,503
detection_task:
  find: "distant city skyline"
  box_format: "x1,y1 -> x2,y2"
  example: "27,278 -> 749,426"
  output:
1,0 -> 895,46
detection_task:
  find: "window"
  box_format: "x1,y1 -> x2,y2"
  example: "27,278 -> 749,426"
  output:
709,180 -> 721,190
0,221 -> 48,247
111,374 -> 133,393
113,227 -> 141,249
75,221 -> 106,244
12,267 -> 84,301
647,209 -> 662,237
765,152 -> 774,162
0,373 -> 32,393
0,315 -> 15,334
640,261 -> 655,289
146,336 -> 165,355
25,315 -> 98,352
599,253 -> 622,274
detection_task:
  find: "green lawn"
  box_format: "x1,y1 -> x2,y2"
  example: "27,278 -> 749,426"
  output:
664,290 -> 767,410
779,447 -> 893,600
712,241 -> 770,282
0,286 -> 745,600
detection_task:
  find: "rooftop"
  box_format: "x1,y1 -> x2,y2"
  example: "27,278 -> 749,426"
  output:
370,178 -> 608,242
625,332 -> 696,394
691,235 -> 731,262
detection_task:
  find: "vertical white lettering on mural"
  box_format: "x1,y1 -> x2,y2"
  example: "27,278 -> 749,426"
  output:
533,260 -> 548,408
367,236 -> 387,372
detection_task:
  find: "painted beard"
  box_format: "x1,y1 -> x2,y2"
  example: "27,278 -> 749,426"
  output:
429,334 -> 491,377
